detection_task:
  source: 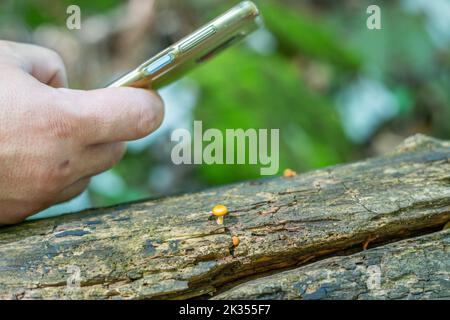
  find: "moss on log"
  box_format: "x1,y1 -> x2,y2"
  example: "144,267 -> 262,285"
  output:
0,134 -> 449,300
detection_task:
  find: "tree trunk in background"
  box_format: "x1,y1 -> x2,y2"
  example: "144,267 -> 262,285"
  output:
0,134 -> 449,300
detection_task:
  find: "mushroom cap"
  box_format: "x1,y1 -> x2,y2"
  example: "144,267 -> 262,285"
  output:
283,168 -> 297,177
232,236 -> 240,247
212,204 -> 228,217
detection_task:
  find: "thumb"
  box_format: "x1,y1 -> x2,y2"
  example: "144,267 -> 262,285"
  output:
57,86 -> 164,145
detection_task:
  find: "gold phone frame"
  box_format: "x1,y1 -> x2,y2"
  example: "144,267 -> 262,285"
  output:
107,1 -> 261,89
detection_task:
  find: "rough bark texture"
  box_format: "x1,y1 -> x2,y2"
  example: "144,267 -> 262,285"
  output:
0,134 -> 449,300
215,229 -> 450,300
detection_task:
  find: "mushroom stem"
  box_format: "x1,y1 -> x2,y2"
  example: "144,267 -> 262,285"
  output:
217,216 -> 224,225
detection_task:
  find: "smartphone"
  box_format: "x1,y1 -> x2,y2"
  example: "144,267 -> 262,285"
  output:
107,1 -> 261,89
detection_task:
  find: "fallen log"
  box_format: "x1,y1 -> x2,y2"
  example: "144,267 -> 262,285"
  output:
0,134 -> 448,300
214,229 -> 450,300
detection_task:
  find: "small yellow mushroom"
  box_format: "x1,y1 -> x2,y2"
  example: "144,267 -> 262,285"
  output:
283,168 -> 297,178
232,236 -> 240,247
212,204 -> 228,225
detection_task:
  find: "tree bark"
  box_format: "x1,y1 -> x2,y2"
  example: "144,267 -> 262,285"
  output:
0,134 -> 449,300
214,229 -> 450,300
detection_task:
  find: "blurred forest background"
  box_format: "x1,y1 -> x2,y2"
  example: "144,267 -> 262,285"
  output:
0,0 -> 449,218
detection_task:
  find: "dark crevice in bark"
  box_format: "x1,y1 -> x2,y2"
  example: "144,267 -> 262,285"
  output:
195,222 -> 448,300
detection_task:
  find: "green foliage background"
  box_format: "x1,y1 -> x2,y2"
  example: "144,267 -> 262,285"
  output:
0,0 -> 449,211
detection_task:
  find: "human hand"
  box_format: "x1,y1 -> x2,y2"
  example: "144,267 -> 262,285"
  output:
0,40 -> 164,224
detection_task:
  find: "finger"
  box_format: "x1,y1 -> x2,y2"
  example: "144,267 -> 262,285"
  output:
0,40 -> 68,88
0,177 -> 91,224
57,87 -> 164,145
0,200 -> 41,225
52,177 -> 91,205
77,142 -> 126,178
